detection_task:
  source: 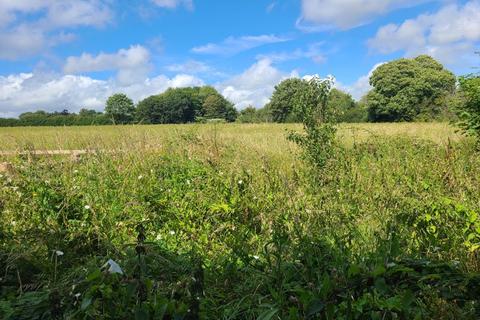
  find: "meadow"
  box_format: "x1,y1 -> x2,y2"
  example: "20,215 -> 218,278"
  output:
1,123 -> 479,319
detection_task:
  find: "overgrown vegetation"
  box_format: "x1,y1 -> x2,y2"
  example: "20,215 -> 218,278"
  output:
0,118 -> 479,319
457,74 -> 480,146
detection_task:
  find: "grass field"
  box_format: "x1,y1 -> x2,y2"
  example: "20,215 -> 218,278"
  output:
1,122 -> 479,319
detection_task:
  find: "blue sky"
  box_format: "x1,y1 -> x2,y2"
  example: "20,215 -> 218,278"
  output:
0,0 -> 479,117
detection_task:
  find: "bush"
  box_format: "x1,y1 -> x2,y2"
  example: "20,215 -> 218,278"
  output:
457,75 -> 480,146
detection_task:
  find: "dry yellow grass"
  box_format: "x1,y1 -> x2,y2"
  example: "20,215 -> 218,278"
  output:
0,122 -> 463,155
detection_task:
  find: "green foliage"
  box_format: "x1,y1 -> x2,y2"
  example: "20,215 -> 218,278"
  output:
367,55 -> 456,122
328,88 -> 367,123
457,75 -> 480,145
266,78 -> 308,123
1,123 -> 480,318
0,110 -> 110,127
136,87 -> 201,124
105,93 -> 136,124
202,94 -> 237,122
288,76 -> 337,170
237,106 -> 272,123
137,86 -> 237,124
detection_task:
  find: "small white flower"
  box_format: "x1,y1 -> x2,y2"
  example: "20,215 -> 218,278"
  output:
102,259 -> 123,275
55,250 -> 64,256
84,205 -> 91,210
138,175 -> 143,180
253,255 -> 259,260
169,230 -> 175,235
155,234 -> 162,240
238,180 -> 243,185
74,293 -> 81,298
11,220 -> 16,226
186,179 -> 191,185
73,170 -> 79,174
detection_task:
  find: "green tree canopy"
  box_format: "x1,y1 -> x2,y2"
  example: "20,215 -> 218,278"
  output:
201,90 -> 237,122
366,55 -> 456,122
266,78 -> 309,123
327,88 -> 366,123
136,86 -> 237,124
105,93 -> 135,124
136,88 -> 201,124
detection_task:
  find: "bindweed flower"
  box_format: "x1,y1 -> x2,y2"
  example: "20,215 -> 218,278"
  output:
84,205 -> 91,210
238,180 -> 243,185
55,250 -> 64,256
102,259 -> 123,275
253,255 -> 259,260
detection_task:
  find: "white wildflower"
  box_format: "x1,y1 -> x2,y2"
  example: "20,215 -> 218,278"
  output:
84,205 -> 91,210
138,175 -> 143,180
238,180 -> 243,185
102,259 -> 123,275
169,230 -> 175,235
253,255 -> 259,260
55,250 -> 64,256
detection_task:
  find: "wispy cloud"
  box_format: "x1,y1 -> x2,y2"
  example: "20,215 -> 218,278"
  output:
297,0 -> 435,31
192,34 -> 291,55
257,42 -> 327,64
151,0 -> 194,10
165,60 -> 212,73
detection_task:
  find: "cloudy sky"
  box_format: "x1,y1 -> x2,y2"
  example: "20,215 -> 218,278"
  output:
0,0 -> 479,117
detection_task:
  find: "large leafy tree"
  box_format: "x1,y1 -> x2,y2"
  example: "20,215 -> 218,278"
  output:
366,55 -> 456,122
200,87 -> 237,122
137,86 -> 237,124
105,93 -> 135,124
327,88 -> 366,123
136,88 -> 202,124
266,78 -> 309,123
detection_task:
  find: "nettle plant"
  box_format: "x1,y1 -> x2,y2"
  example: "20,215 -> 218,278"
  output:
288,76 -> 337,170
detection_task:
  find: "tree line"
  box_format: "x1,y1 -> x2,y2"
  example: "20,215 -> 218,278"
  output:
0,55 -> 477,127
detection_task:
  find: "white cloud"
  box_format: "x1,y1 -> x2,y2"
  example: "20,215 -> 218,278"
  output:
216,59 -> 298,109
297,0 -> 433,30
257,42 -> 326,64
1,57 -> 302,116
0,0 -> 112,61
152,0 -> 194,10
166,60 -> 212,73
340,63 -> 384,100
0,72 -> 204,117
192,35 -> 290,55
368,1 -> 480,65
64,45 -> 151,86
